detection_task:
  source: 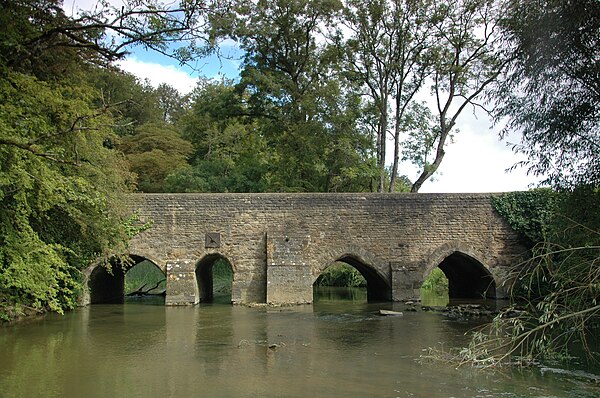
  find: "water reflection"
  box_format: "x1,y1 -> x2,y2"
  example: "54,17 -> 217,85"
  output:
314,286 -> 367,303
0,290 -> 598,397
420,288 -> 449,307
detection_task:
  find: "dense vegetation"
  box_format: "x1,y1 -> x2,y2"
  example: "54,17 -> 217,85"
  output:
457,0 -> 599,365
420,268 -> 448,295
124,261 -> 166,296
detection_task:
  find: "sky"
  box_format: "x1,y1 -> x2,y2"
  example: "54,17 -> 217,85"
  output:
64,0 -> 542,193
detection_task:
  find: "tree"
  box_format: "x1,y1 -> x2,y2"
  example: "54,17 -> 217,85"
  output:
87,68 -> 163,135
493,0 -> 600,189
155,83 -> 186,124
228,0 -> 375,192
174,79 -> 270,192
455,189 -> 600,366
409,0 -> 505,192
449,0 -> 600,367
119,122 -> 194,192
0,0 -> 226,320
341,0 -> 432,192
0,70 -> 133,319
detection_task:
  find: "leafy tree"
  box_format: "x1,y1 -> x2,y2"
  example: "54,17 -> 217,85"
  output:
493,0 -> 600,188
174,79 -> 271,192
458,189 -> 600,366
87,68 -> 163,135
341,0 -> 432,192
155,83 -> 187,124
409,0 -> 506,192
0,0 -> 226,320
0,69 -> 133,319
229,0 -> 376,192
120,122 -> 194,192
452,0 -> 600,366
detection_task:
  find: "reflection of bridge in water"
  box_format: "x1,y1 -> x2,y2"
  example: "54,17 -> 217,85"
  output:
84,193 -> 525,305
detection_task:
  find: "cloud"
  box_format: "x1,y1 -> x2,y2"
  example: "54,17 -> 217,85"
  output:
62,0 -> 126,16
116,58 -> 199,95
415,111 -> 541,193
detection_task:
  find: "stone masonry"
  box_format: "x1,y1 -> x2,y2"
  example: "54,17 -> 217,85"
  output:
85,193 -> 526,305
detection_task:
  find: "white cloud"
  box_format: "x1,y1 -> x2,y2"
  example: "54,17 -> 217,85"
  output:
117,58 -> 199,95
414,111 -> 541,193
62,0 -> 126,16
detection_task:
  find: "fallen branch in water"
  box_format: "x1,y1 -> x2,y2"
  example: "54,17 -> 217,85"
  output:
126,279 -> 166,296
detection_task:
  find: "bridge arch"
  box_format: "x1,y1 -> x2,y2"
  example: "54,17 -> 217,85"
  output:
314,248 -> 391,302
423,243 -> 496,299
86,254 -> 164,304
195,253 -> 236,304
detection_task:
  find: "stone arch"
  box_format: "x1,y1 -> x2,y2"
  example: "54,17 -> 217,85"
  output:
423,243 -> 496,299
194,253 -> 236,304
86,254 -> 164,304
314,247 -> 391,302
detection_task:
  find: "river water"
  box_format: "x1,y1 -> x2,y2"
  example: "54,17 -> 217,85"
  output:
0,288 -> 598,398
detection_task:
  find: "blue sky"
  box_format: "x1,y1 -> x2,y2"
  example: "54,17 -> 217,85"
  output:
65,0 -> 542,193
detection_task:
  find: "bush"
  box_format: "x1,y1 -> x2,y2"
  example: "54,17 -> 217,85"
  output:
315,262 -> 366,287
421,268 -> 448,294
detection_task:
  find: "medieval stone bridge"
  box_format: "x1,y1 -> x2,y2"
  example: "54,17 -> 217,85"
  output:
85,193 -> 525,305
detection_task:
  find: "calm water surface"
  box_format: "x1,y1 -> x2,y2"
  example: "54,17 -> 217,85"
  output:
1,288 -> 598,398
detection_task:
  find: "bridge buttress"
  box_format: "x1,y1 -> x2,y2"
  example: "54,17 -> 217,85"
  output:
165,259 -> 197,305
266,234 -> 314,304
391,261 -> 422,301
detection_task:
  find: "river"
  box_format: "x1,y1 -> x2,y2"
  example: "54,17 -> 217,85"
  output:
0,288 -> 598,397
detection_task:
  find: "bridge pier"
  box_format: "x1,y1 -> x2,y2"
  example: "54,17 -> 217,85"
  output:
165,259 -> 197,305
391,262 -> 422,301
266,234 -> 314,304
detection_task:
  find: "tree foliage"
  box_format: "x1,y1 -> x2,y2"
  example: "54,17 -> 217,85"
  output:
340,0 -> 432,192
120,122 -> 193,192
0,0 -> 218,320
494,0 -> 600,188
458,189 -> 600,366
491,190 -> 559,245
409,0 -> 505,192
0,69 -> 132,319
449,0 -> 600,368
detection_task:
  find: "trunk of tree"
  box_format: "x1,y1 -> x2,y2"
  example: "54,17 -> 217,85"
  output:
389,96 -> 402,192
411,122 -> 451,192
376,99 -> 388,193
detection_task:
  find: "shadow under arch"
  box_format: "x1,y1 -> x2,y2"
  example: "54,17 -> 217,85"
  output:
195,254 -> 234,304
315,255 -> 391,302
88,255 -> 164,304
428,251 -> 496,299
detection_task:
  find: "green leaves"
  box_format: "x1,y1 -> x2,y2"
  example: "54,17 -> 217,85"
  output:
491,189 -> 559,245
0,69 -> 131,320
119,122 -> 194,192
494,0 -> 600,188
464,188 -> 600,365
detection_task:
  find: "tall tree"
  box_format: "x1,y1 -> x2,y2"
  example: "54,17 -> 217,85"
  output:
119,122 -> 194,192
230,0 -> 375,192
173,79 -> 270,193
454,1 -> 600,366
494,0 -> 600,189
341,0 -> 432,192
409,0 -> 505,192
0,0 -> 226,320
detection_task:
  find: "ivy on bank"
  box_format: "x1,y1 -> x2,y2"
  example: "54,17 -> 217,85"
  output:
491,189 -> 559,245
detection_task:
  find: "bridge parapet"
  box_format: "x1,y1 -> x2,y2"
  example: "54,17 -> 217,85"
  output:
85,193 -> 525,305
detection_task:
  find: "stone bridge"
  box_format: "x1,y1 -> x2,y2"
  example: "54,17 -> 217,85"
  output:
85,193 -> 526,305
